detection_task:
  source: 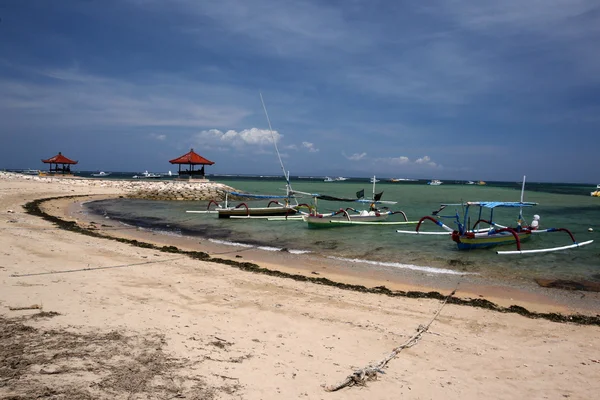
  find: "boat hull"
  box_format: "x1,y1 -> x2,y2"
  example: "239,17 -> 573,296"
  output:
455,230 -> 532,250
217,206 -> 298,218
303,213 -> 389,227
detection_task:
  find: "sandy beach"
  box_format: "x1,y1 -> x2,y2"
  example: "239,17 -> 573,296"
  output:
1,174 -> 599,399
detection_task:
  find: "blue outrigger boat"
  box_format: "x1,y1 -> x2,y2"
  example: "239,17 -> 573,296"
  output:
397,177 -> 593,255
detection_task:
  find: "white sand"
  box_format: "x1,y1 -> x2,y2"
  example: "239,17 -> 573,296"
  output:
1,174 -> 599,399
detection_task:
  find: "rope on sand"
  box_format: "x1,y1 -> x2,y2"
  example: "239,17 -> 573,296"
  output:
323,289 -> 456,392
9,257 -> 187,278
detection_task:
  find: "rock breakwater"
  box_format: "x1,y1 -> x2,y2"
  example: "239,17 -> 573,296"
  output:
0,172 -> 237,201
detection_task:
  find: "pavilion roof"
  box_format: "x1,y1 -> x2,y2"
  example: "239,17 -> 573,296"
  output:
41,152 -> 78,164
169,149 -> 214,165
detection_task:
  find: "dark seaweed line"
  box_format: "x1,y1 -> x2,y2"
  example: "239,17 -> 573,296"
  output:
23,195 -> 600,326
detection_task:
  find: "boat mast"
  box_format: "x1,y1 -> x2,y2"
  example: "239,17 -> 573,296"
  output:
519,175 -> 526,227
372,175 -> 376,201
260,93 -> 293,202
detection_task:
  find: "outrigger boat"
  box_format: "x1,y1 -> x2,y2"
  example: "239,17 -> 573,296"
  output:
187,94 -> 309,220
397,177 -> 593,255
293,176 -> 417,227
198,191 -> 309,219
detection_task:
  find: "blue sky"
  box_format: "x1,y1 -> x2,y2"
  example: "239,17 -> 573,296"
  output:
1,0 -> 599,183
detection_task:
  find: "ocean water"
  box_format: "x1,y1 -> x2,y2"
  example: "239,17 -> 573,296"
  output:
84,177 -> 600,284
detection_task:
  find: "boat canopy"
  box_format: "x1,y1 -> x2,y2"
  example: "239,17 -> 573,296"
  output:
226,191 -> 291,199
311,194 -> 362,202
466,201 -> 537,208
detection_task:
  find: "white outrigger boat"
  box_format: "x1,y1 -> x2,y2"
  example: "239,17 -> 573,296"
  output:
294,176 -> 418,228
397,176 -> 593,255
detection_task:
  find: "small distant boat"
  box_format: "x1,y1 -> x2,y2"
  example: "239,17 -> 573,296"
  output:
477,180 -> 487,186
465,181 -> 476,185
133,170 -> 161,179
427,179 -> 442,185
20,169 -> 40,175
91,171 -> 111,177
591,184 -> 600,197
324,176 -> 348,182
390,178 -> 417,182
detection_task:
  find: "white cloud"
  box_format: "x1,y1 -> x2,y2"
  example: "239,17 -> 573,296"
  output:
150,133 -> 167,141
343,152 -> 367,161
194,128 -> 281,149
385,156 -> 410,165
302,141 -> 319,152
376,155 -> 441,169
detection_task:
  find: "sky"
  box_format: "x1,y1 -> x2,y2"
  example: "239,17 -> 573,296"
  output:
0,0 -> 599,183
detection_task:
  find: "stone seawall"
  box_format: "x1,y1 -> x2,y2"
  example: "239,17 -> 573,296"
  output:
0,172 -> 238,201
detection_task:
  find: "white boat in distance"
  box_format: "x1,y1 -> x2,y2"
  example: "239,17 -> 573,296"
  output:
91,171 -> 111,177
133,170 -> 161,179
20,169 -> 40,175
324,176 -> 349,182
390,178 -> 417,182
591,184 -> 600,197
427,179 -> 443,185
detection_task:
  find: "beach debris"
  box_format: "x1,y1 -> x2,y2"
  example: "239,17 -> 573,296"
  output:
39,365 -> 66,375
211,336 -> 233,349
7,209 -> 14,213
323,289 -> 456,392
9,304 -> 42,311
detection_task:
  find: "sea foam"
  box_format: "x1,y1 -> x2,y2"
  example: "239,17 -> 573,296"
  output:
208,238 -> 310,254
327,256 -> 475,276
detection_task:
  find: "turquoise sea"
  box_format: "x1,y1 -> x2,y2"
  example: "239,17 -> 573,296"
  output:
82,175 -> 600,287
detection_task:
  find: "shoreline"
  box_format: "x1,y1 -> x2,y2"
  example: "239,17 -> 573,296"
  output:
36,193 -> 600,322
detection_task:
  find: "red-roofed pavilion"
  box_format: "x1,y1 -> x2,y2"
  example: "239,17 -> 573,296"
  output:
41,152 -> 78,174
169,148 -> 214,179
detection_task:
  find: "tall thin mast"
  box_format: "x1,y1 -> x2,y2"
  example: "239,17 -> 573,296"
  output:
260,93 -> 292,198
519,175 -> 526,226
372,175 -> 376,200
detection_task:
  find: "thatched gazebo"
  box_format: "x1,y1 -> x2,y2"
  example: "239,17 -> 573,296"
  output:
169,149 -> 214,179
41,152 -> 78,174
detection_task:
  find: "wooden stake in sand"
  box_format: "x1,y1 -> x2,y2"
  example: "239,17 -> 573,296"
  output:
324,289 -> 456,392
